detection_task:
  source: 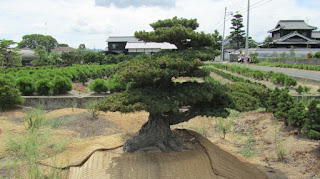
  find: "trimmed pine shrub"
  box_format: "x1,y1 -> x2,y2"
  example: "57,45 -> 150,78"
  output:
50,76 -> 73,95
78,70 -> 88,85
35,78 -> 51,95
284,76 -> 297,87
227,82 -> 268,112
15,77 -> 35,96
89,79 -> 108,93
0,76 -> 23,110
303,99 -> 320,140
106,74 -> 126,93
313,51 -> 320,59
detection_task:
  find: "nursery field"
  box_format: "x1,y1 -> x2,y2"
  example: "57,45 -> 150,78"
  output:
0,62 -> 320,178
0,107 -> 319,178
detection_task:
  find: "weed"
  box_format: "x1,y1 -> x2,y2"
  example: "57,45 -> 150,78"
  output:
86,99 -> 98,120
216,117 -> 233,139
275,139 -> 286,162
274,118 -> 286,161
3,106 -> 71,178
240,132 -> 256,157
25,108 -> 46,131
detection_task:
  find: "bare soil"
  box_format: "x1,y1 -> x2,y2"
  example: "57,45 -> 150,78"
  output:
0,107 -> 319,178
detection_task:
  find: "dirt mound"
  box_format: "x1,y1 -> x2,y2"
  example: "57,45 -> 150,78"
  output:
40,129 -> 267,179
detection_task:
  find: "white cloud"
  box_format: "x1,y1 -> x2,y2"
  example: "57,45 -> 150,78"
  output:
0,0 -> 320,49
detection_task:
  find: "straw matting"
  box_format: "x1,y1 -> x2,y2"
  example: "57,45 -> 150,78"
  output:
39,133 -> 134,169
53,129 -> 267,179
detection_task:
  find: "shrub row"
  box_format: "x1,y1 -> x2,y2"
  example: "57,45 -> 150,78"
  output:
0,65 -> 113,96
257,61 -> 320,71
210,63 -> 297,87
207,65 -> 320,140
267,88 -> 320,140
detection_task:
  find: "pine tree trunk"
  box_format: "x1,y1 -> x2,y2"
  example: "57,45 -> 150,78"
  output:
123,113 -> 181,153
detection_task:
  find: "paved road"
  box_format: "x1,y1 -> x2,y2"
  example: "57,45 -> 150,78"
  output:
232,63 -> 320,83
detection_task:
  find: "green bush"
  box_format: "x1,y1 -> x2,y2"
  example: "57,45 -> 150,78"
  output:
227,82 -> 268,112
106,74 -> 126,92
313,51 -> 320,58
295,86 -> 304,94
78,70 -> 88,85
35,78 -> 51,95
303,99 -> 320,139
287,102 -> 306,128
89,79 -> 108,93
0,77 -> 23,110
252,71 -> 264,80
50,76 -> 73,95
250,56 -> 261,63
284,76 -> 297,87
306,130 -> 320,140
16,77 -> 35,95
271,73 -> 286,85
274,88 -> 296,121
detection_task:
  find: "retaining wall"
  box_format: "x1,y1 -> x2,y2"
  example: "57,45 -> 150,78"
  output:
22,96 -> 108,110
260,58 -> 320,65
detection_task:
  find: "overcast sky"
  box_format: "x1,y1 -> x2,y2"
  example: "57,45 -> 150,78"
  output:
1,0 -> 320,49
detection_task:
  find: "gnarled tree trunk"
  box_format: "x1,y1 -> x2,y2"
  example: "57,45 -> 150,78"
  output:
123,113 -> 181,153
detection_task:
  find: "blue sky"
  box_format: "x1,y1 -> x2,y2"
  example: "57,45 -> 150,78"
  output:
0,0 -> 320,49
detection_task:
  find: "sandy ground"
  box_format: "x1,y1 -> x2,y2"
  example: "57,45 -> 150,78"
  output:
0,107 -> 319,178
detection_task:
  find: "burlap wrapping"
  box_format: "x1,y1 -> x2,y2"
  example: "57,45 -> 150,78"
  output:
40,129 -> 267,179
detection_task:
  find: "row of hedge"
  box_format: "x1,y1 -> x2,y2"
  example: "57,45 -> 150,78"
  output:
0,65 -> 113,96
210,63 -> 297,87
207,66 -> 320,140
257,61 -> 320,71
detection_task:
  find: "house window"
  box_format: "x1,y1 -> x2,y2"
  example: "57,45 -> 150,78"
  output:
112,44 -> 118,50
302,32 -> 307,37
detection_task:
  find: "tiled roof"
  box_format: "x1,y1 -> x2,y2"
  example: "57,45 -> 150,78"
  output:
107,36 -> 141,42
269,20 -> 317,32
272,31 -> 320,44
51,47 -> 76,52
17,48 -> 35,57
125,42 -> 177,50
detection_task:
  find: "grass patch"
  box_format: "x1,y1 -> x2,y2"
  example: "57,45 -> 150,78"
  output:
1,107 -> 72,178
240,131 -> 256,157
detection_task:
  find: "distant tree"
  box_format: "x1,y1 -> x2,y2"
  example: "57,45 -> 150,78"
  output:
245,37 -> 258,48
48,51 -> 64,65
0,40 -> 21,67
61,50 -> 83,64
34,45 -> 49,65
18,34 -> 58,52
82,50 -> 105,64
212,30 -> 223,50
263,35 -> 273,48
78,44 -> 86,50
229,14 -> 245,49
58,43 -> 69,47
135,16 -> 215,50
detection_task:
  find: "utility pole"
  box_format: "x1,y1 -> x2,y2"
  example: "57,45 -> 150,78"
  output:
45,22 -> 49,53
245,0 -> 250,57
221,7 -> 227,63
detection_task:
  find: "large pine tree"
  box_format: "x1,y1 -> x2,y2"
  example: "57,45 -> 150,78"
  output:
135,17 -> 215,50
96,56 -> 231,152
229,14 -> 245,49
